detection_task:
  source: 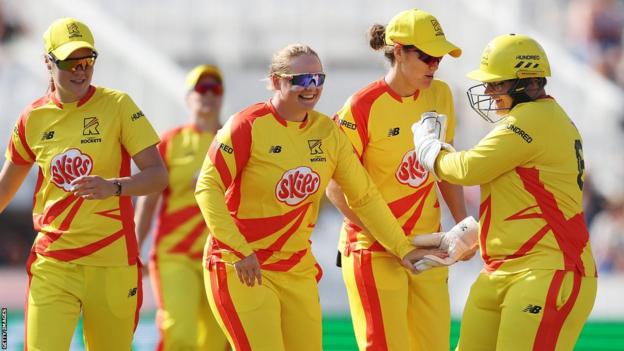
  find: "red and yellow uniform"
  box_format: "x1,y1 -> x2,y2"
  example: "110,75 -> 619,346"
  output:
6,86 -> 159,350
150,125 -> 228,350
435,97 -> 597,350
334,78 -> 456,351
195,101 -> 415,351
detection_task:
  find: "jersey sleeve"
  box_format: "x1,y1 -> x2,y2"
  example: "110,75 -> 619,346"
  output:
334,96 -> 368,160
436,117 -> 541,185
118,94 -> 160,156
5,112 -> 35,165
195,115 -> 254,257
331,128 -> 414,259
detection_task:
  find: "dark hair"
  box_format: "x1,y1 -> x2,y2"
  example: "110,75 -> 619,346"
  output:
368,24 -> 396,65
508,78 -> 548,108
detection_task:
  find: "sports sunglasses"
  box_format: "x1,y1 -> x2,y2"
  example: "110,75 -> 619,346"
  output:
401,45 -> 443,65
49,52 -> 98,72
277,72 -> 326,89
193,82 -> 224,96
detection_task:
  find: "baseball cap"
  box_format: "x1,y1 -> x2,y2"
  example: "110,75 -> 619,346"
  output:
185,64 -> 223,90
385,9 -> 461,58
43,18 -> 96,60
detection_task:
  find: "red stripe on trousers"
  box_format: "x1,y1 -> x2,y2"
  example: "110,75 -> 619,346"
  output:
353,250 -> 388,350
24,250 -> 37,351
533,270 -> 582,350
209,262 -> 251,351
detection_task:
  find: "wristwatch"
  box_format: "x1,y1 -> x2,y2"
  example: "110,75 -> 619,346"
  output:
113,180 -> 122,196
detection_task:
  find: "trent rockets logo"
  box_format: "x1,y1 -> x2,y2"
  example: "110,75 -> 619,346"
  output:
396,150 -> 428,188
275,166 -> 320,206
66,23 -> 83,39
50,149 -> 93,191
430,19 -> 444,36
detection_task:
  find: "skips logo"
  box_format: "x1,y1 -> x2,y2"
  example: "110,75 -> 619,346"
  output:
396,150 -> 428,188
275,166 -> 320,206
50,149 -> 93,191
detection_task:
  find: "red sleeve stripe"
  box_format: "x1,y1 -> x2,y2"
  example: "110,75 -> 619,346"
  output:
208,142 -> 233,187
12,96 -> 52,164
348,79 -> 388,154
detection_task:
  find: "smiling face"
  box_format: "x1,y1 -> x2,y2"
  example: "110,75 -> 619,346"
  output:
272,53 -> 324,115
484,80 -> 515,115
46,47 -> 95,103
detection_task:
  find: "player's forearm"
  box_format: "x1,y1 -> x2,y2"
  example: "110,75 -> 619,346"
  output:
114,164 -> 168,196
438,180 -> 467,222
0,160 -> 31,213
134,192 -> 161,247
325,180 -> 367,229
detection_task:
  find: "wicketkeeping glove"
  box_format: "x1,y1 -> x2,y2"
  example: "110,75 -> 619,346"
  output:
412,216 -> 479,261
411,112 -> 455,181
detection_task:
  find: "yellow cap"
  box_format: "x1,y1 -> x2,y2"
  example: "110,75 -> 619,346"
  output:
43,18 -> 96,60
185,64 -> 223,90
385,9 -> 461,58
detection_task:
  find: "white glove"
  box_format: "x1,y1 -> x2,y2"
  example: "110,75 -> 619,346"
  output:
412,216 -> 479,261
413,255 -> 456,273
411,112 -> 455,181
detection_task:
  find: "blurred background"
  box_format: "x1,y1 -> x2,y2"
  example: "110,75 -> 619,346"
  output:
1,0 -> 623,349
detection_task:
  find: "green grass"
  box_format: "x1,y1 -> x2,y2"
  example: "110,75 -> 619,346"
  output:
5,312 -> 624,350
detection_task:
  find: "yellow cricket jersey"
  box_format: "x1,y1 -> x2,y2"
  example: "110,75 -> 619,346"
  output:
6,86 -> 160,266
435,97 -> 596,276
195,101 -> 414,272
334,78 -> 456,254
152,125 -> 215,262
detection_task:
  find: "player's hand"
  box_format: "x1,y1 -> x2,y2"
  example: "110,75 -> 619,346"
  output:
400,248 -> 448,274
70,176 -> 118,199
413,255 -> 457,273
234,253 -> 262,287
412,216 -> 479,261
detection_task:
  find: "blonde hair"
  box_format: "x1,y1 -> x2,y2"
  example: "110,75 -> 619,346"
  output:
267,44 -> 320,89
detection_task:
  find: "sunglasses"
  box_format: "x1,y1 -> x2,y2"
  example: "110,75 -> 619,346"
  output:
49,52 -> 98,72
193,82 -> 224,96
402,46 -> 443,65
277,72 -> 326,90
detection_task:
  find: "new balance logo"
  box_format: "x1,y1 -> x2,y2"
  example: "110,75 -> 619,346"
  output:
42,131 -> 55,140
269,145 -> 282,153
388,127 -> 400,136
522,304 -> 542,314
